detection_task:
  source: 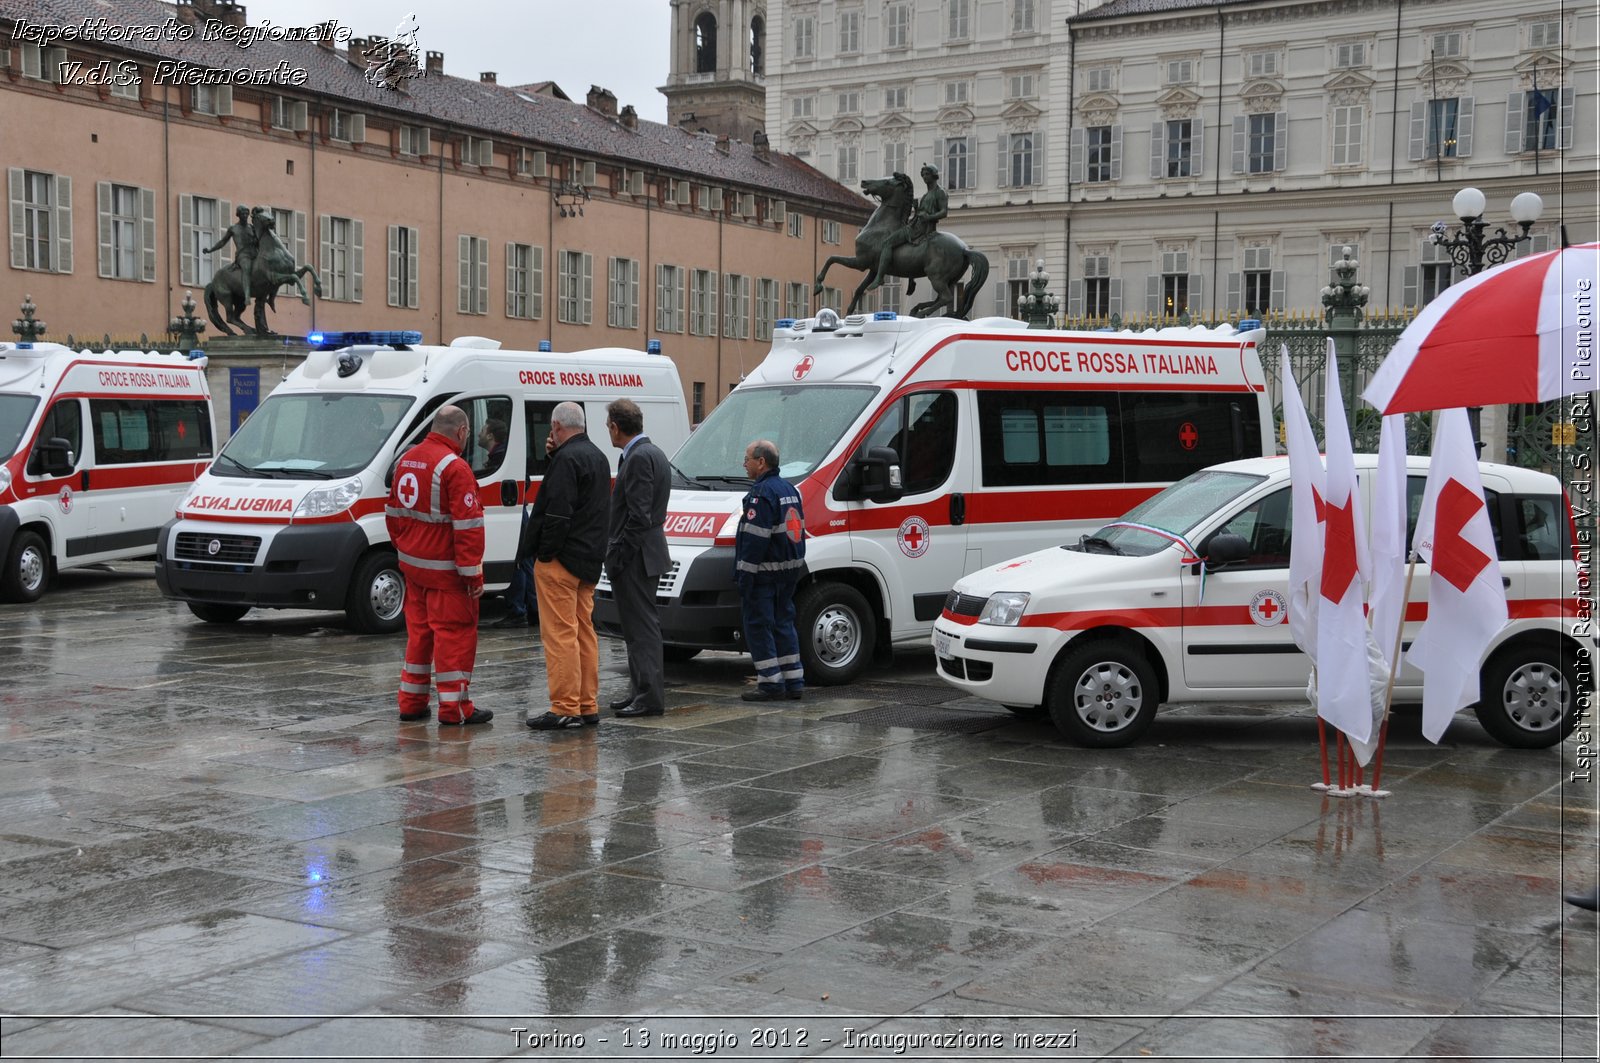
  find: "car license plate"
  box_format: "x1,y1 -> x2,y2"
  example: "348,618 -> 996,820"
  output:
933,630 -> 954,659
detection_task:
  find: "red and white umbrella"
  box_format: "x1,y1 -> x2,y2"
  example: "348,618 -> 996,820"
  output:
1364,242 -> 1598,414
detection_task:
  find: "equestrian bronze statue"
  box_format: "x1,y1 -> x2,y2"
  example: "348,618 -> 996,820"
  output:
813,168 -> 989,319
205,207 -> 323,337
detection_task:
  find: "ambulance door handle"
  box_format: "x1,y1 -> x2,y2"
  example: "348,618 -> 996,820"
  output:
80,470 -> 89,491
949,492 -> 966,526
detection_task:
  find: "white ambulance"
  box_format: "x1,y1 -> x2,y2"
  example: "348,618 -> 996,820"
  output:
933,454 -> 1592,749
593,310 -> 1275,683
0,342 -> 214,603
155,331 -> 688,632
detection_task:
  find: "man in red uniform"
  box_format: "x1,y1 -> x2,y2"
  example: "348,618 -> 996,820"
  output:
385,405 -> 494,726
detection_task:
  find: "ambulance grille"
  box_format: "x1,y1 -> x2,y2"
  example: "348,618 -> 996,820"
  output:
174,533 -> 261,565
944,591 -> 988,617
656,561 -> 683,597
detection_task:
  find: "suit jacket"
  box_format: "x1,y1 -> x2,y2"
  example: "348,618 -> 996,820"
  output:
606,435 -> 671,578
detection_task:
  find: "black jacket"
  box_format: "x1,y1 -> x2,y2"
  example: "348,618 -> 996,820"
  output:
525,431 -> 610,583
605,435 -> 672,578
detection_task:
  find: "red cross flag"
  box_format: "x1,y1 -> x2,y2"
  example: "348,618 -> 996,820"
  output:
1316,340 -> 1377,751
1280,345 -> 1325,660
1406,407 -> 1508,743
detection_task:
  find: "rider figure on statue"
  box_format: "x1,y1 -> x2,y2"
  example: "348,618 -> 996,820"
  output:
868,164 -> 947,291
206,205 -> 258,302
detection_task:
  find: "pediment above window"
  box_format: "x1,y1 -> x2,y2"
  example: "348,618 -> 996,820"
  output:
936,104 -> 975,125
876,111 -> 914,132
830,116 -> 864,134
1000,99 -> 1042,122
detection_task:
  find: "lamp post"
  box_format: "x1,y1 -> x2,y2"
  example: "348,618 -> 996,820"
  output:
1429,186 -> 1544,453
168,290 -> 206,353
1320,247 -> 1370,428
11,295 -> 46,347
1016,259 -> 1059,330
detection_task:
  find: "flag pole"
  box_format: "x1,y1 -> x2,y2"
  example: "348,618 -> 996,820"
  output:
1317,717 -> 1331,788
1370,549 -> 1420,793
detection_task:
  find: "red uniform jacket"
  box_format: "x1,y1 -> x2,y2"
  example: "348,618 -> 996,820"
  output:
384,431 -> 485,592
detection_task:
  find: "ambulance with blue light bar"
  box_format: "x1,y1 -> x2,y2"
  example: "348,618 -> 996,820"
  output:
592,309 -> 1274,683
0,341 -> 214,602
156,331 -> 688,632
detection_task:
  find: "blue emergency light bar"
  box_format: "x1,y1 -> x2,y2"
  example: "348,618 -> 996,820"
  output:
873,310 -> 897,320
646,339 -> 662,355
1237,319 -> 1262,332
305,330 -> 423,349
775,319 -> 797,330
538,340 -> 552,352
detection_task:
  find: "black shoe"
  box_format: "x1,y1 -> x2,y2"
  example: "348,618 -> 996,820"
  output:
1565,886 -> 1599,912
581,713 -> 600,727
786,688 -> 804,700
608,694 -> 635,711
492,613 -> 529,629
444,708 -> 494,726
527,711 -> 585,731
741,687 -> 784,702
398,709 -> 431,722
614,704 -> 664,718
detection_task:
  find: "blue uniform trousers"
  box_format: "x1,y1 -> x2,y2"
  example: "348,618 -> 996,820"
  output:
740,579 -> 804,693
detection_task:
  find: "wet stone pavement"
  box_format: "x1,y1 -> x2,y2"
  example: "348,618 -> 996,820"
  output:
0,563 -> 1595,1062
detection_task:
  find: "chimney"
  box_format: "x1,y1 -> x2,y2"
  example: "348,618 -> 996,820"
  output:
173,0 -> 200,26
425,50 -> 444,75
752,129 -> 770,161
715,133 -> 730,155
619,105 -> 638,130
214,0 -> 247,28
316,21 -> 338,49
586,85 -> 617,118
347,36 -> 368,61
480,71 -> 496,84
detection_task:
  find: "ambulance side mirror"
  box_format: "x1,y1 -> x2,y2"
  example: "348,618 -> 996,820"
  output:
858,446 -> 903,504
34,437 -> 76,477
1201,532 -> 1251,568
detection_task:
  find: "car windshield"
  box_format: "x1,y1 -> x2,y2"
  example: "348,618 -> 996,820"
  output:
0,394 -> 40,460
215,393 -> 416,479
671,384 -> 877,488
1085,469 -> 1267,556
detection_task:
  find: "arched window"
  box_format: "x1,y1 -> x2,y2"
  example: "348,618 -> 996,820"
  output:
695,13 -> 718,74
750,16 -> 766,75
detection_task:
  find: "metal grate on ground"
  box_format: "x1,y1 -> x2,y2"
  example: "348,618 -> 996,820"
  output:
831,680 -> 970,706
820,703 -> 1016,734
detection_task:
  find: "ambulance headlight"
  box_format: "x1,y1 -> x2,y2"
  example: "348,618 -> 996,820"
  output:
295,477 -> 363,518
979,591 -> 1030,626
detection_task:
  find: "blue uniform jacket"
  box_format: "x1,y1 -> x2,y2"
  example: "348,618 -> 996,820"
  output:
735,471 -> 806,585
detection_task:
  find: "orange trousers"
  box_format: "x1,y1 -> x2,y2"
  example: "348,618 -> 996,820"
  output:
533,560 -> 598,717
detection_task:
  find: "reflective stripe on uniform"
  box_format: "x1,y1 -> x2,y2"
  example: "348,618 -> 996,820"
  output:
740,524 -> 773,539
435,670 -> 473,683
399,681 -> 431,694
775,653 -> 801,666
736,558 -> 806,574
752,655 -> 779,670
439,689 -> 464,702
430,452 -> 464,516
456,564 -> 482,577
404,661 -> 434,673
386,505 -> 450,524
452,517 -> 484,530
398,551 -> 456,570
779,667 -> 804,680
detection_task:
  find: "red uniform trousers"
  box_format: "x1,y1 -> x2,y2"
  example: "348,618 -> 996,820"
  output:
397,578 -> 481,723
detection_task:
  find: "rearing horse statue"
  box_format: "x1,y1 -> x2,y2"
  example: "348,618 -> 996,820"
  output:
813,173 -> 989,319
205,210 -> 323,337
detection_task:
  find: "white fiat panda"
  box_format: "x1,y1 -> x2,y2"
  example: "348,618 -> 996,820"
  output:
932,455 -> 1592,749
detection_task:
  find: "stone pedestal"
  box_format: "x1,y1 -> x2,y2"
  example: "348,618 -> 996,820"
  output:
201,336 -> 313,443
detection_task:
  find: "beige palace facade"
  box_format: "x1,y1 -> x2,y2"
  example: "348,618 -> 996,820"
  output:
2,0 -> 870,418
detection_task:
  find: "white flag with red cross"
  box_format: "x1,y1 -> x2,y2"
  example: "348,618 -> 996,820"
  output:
1280,346 -> 1325,659
1406,407 -> 1508,743
1315,340 -> 1374,746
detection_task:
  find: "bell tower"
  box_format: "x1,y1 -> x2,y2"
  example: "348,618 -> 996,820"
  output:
661,1 -> 766,142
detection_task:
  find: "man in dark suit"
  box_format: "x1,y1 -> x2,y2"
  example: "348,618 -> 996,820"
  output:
605,398 -> 671,718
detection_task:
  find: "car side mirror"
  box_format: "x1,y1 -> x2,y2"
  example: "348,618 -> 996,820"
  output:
1201,532 -> 1251,567
499,479 -> 519,507
858,445 -> 903,504
35,436 -> 75,477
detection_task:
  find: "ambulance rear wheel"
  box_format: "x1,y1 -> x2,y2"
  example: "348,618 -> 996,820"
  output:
2,530 -> 49,603
663,645 -> 702,663
796,582 -> 873,686
1047,641 -> 1159,748
1474,642 -> 1580,749
348,552 -> 406,634
186,602 -> 249,624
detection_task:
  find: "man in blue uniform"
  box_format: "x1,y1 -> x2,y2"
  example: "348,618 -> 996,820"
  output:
735,439 -> 806,701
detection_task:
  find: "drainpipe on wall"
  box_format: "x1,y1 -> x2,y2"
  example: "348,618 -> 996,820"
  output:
1384,0 -> 1406,308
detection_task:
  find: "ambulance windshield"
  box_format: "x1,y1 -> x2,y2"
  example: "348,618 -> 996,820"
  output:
671,384 -> 877,488
216,393 -> 416,479
1086,469 -> 1265,556
0,394 -> 39,460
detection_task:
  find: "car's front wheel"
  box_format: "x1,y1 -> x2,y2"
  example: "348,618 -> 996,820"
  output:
795,582 -> 874,686
347,552 -> 406,634
1046,640 -> 1159,748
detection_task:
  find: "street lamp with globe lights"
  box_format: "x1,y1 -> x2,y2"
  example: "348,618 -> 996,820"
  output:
1428,187 -> 1545,452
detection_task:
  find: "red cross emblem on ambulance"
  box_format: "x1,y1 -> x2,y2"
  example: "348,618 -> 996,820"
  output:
793,355 -> 815,380
1179,421 -> 1199,450
1249,589 -> 1286,626
897,515 -> 930,558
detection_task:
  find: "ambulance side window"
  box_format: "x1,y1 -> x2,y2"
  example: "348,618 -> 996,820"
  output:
27,399 -> 82,475
863,391 -> 956,495
524,401 -> 557,479
1215,487 -> 1292,568
461,396 -> 512,478
1125,395 -> 1259,482
978,390 -> 1120,486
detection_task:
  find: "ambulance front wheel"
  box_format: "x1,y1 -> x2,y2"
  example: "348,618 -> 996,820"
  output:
348,551 -> 407,634
1047,641 -> 1159,748
186,602 -> 249,623
2,529 -> 49,603
1474,641 -> 1581,749
796,582 -> 874,686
